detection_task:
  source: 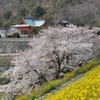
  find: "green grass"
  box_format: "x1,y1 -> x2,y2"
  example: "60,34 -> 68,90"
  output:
15,60 -> 100,100
0,55 -> 13,66
0,94 -> 2,99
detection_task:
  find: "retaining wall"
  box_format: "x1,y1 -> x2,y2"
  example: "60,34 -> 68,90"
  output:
0,38 -> 31,54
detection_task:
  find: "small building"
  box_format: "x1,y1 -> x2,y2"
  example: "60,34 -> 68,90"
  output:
11,18 -> 46,36
59,18 -> 69,27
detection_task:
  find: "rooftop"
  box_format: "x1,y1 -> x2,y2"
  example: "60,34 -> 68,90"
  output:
23,18 -> 46,27
61,19 -> 69,24
12,24 -> 30,28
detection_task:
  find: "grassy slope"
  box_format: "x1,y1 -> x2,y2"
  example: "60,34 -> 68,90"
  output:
15,60 -> 100,100
44,65 -> 100,100
0,94 -> 2,99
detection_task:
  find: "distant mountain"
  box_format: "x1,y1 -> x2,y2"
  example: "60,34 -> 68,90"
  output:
0,0 -> 100,28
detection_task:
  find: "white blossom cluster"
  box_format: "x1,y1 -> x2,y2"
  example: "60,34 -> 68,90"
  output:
0,24 -> 100,98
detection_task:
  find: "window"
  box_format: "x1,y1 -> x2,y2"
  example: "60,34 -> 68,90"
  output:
24,30 -> 28,34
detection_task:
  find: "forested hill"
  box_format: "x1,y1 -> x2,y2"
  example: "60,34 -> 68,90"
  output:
0,0 -> 100,28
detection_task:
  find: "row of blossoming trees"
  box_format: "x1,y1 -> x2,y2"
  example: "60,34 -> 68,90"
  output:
0,24 -> 100,98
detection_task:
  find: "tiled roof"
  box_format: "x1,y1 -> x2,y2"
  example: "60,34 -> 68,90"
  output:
23,18 -> 45,27
61,19 -> 69,24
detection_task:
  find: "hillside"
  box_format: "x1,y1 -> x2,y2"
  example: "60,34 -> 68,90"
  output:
15,61 -> 100,100
0,25 -> 100,100
0,0 -> 100,28
43,65 -> 100,100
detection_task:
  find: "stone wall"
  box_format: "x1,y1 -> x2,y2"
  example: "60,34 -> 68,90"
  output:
0,38 -> 31,54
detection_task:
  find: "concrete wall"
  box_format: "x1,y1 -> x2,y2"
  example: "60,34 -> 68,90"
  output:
0,38 -> 31,54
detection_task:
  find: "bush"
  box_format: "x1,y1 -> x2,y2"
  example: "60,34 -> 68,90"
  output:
34,6 -> 46,18
7,33 -> 20,38
30,27 -> 42,36
0,74 -> 10,85
72,21 -> 85,27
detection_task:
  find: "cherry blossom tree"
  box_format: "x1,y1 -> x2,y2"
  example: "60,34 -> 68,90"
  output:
0,24 -> 100,98
11,25 -> 100,82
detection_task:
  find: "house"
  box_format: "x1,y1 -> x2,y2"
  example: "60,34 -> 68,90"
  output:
11,18 -> 46,36
59,18 -> 69,27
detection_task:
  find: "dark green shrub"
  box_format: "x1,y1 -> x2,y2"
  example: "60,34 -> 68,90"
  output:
7,33 -> 20,38
34,6 -> 46,18
0,75 -> 10,85
30,27 -> 42,36
12,33 -> 20,38
72,21 -> 85,27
